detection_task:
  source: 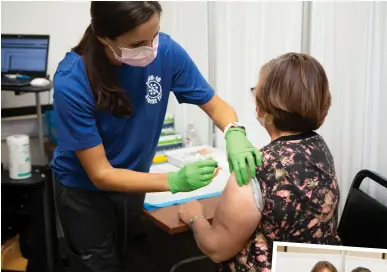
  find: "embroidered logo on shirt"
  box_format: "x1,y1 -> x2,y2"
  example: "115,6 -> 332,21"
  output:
145,75 -> 162,104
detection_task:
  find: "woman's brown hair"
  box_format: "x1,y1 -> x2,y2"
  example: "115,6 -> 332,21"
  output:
256,52 -> 331,132
311,261 -> 339,272
352,268 -> 371,272
73,1 -> 162,117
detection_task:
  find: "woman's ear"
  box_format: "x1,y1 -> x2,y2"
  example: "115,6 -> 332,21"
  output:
256,106 -> 264,119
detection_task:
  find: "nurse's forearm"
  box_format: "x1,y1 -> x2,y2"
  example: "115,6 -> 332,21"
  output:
76,144 -> 171,192
200,95 -> 238,131
94,168 -> 170,192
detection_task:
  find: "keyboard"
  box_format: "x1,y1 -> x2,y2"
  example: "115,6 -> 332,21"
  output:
1,76 -> 31,87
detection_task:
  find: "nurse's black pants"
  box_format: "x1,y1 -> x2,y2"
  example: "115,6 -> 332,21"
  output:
56,183 -> 145,272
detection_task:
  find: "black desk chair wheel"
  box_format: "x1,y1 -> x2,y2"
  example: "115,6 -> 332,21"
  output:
338,169 -> 387,249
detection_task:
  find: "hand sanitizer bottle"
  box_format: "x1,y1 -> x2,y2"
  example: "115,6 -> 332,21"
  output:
185,123 -> 202,147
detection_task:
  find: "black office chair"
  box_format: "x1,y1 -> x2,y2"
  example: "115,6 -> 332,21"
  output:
338,169 -> 387,249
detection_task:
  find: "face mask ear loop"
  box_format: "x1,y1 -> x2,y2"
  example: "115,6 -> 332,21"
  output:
105,41 -> 121,60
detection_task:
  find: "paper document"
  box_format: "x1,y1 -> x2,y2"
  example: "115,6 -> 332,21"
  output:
144,162 -> 229,211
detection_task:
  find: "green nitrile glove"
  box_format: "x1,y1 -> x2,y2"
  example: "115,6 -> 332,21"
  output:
168,159 -> 218,193
226,128 -> 262,186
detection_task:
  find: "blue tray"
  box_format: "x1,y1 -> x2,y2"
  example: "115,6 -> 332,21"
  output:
143,191 -> 222,211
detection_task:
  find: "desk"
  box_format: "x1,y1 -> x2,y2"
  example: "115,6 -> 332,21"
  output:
1,82 -> 53,165
143,196 -> 220,235
45,142 -> 221,271
45,141 -> 221,235
143,196 -> 220,271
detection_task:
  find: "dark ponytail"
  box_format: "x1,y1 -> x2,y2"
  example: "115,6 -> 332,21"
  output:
73,1 -> 162,117
73,24 -> 132,116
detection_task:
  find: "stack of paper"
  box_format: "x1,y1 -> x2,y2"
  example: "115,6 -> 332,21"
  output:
144,162 -> 229,211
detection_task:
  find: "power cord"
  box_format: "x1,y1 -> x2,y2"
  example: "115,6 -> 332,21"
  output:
169,255 -> 208,272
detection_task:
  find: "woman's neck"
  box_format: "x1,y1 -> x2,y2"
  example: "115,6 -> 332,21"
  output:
269,128 -> 303,142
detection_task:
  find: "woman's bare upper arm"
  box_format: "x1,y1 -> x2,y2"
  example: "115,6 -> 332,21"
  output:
212,173 -> 262,248
75,143 -> 112,183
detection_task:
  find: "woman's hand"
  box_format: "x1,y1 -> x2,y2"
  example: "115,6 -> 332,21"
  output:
178,200 -> 204,224
226,128 -> 262,186
168,159 -> 218,193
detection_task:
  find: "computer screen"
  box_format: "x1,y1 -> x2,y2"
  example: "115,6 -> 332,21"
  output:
1,34 -> 49,77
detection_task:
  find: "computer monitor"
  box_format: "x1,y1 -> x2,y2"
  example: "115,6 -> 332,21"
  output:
1,34 -> 50,78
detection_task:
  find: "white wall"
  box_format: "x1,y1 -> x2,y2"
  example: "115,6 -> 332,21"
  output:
1,1 -> 91,108
1,1 -> 91,167
212,1 -> 303,150
211,1 -> 387,211
159,1 -> 211,145
311,1 -> 387,208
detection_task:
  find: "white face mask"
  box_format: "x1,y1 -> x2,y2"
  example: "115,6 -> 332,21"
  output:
256,107 -> 265,127
257,115 -> 265,127
257,111 -> 272,127
108,33 -> 159,67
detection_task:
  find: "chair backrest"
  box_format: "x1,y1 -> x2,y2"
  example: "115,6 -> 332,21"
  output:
338,170 -> 387,249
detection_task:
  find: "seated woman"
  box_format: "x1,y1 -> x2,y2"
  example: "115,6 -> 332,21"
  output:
311,261 -> 338,272
178,52 -> 341,271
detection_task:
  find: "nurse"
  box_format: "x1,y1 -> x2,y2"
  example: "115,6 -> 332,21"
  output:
52,1 -> 261,271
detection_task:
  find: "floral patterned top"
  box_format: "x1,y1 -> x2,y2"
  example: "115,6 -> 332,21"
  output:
220,132 -> 341,272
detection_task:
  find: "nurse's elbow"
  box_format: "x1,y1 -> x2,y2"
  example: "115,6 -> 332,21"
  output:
208,253 -> 225,264
75,144 -> 114,190
89,168 -> 111,190
91,176 -> 106,190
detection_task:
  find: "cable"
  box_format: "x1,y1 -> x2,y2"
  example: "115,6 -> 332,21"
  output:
123,196 -> 128,265
169,255 -> 208,272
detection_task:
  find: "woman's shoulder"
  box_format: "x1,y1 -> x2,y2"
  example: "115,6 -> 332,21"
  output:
55,51 -> 85,76
54,51 -> 89,89
259,133 -> 330,161
53,51 -> 93,103
157,32 -> 190,59
257,133 -> 336,178
157,32 -> 173,55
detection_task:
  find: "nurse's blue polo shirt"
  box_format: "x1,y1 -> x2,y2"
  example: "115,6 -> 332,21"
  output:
51,32 -> 215,191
